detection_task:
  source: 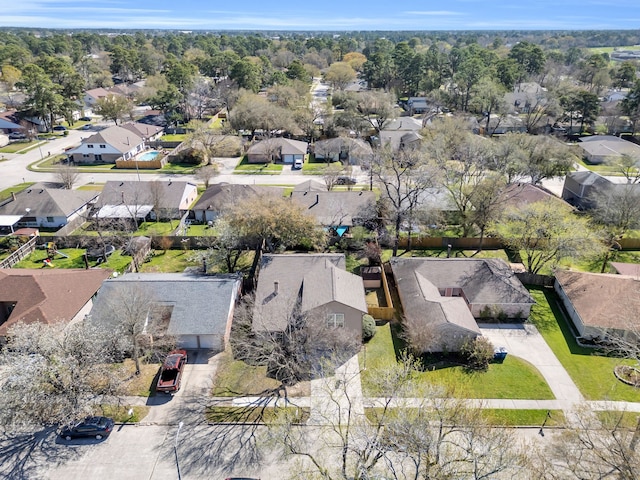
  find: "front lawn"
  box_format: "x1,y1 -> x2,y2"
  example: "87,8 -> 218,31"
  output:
233,156 -> 283,175
212,350 -> 310,397
116,359 -> 161,397
0,140 -> 43,154
302,160 -> 342,174
360,323 -> 554,400
528,287 -> 640,401
206,406 -> 310,424
0,182 -> 35,202
98,405 -> 150,423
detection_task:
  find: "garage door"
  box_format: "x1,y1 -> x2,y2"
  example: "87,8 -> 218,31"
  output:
179,335 -> 222,350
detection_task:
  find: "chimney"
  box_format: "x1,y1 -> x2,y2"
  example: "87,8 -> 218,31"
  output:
121,191 -> 125,203
274,281 -> 279,294
11,192 -> 16,201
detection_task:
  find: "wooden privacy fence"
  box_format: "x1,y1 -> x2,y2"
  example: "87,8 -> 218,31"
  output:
367,264 -> 395,321
397,236 -> 503,250
0,236 -> 37,268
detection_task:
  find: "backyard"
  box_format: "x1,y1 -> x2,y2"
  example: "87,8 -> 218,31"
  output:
12,247 -> 132,273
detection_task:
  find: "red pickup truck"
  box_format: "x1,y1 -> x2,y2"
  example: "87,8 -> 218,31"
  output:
156,349 -> 188,393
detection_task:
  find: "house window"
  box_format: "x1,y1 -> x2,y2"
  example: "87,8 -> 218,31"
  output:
82,154 -> 89,158
99,144 -> 106,148
88,144 -> 94,148
46,217 -> 54,223
327,313 -> 345,328
94,154 -> 102,162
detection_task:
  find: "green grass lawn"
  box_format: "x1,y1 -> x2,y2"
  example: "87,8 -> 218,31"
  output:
576,159 -> 625,175
98,405 -> 150,423
528,287 -> 640,402
360,323 -> 554,400
365,407 -> 565,427
162,163 -> 197,174
138,249 -> 199,273
481,409 -> 565,427
206,406 -> 310,424
212,350 -> 310,397
161,134 -> 187,142
13,247 -> 132,273
185,224 -> 215,236
0,182 -> 35,202
0,140 -> 43,154
135,221 -> 177,236
233,156 -> 283,175
302,160 -> 342,174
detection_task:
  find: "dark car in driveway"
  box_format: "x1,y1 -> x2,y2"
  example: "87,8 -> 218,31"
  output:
60,416 -> 114,441
335,176 -> 357,185
52,125 -> 67,132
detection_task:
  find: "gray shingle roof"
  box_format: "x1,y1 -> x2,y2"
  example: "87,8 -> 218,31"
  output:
89,273 -> 241,336
246,137 -> 308,156
390,257 -> 533,333
253,254 -> 366,332
97,180 -> 194,210
82,125 -> 145,153
192,183 -> 284,212
578,135 -> 640,157
290,191 -> 376,227
0,188 -> 98,218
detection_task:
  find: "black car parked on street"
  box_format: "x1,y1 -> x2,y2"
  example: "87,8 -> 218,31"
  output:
60,416 -> 114,441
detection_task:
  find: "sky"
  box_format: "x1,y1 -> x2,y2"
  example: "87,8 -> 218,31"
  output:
0,0 -> 639,31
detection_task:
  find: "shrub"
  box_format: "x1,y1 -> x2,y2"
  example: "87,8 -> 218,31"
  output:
362,315 -> 376,341
460,337 -> 495,371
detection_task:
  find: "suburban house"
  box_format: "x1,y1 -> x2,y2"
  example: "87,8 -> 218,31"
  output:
610,262 -> 640,276
313,137 -> 373,165
246,137 -> 308,164
83,87 -> 114,109
290,190 -> 377,236
483,114 -> 526,135
66,124 -> 150,164
0,268 -> 112,336
88,272 -> 242,350
119,123 -> 164,142
554,269 -> 640,342
191,184 -> 284,223
95,180 -> 197,221
252,254 -> 368,338
561,171 -> 638,210
402,97 -> 430,115
504,82 -> 548,115
390,257 -> 534,352
499,183 -> 573,211
0,187 -> 99,229
577,135 -> 640,164
378,117 -> 424,151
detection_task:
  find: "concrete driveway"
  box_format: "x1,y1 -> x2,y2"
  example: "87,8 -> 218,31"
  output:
479,323 -> 584,404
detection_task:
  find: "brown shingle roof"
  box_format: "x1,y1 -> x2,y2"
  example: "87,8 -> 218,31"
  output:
555,270 -> 640,330
0,268 -> 112,335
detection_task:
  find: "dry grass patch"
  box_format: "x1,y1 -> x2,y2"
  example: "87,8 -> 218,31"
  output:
117,359 -> 161,397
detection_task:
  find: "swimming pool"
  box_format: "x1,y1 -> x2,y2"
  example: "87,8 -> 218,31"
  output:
138,150 -> 160,161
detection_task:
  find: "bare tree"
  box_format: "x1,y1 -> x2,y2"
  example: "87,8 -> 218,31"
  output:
55,165 -> 79,190
195,164 -> 219,188
323,163 -> 345,191
0,321 -> 123,429
371,146 -> 438,256
266,357 -> 526,480
536,408 -> 640,480
104,285 -> 175,375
